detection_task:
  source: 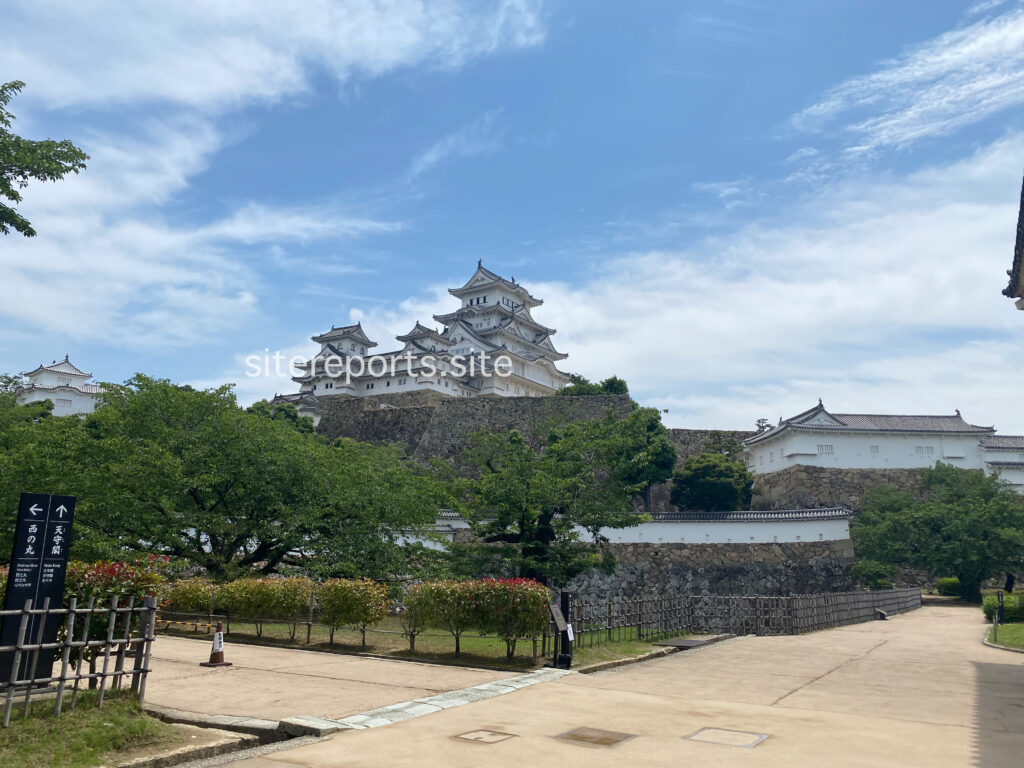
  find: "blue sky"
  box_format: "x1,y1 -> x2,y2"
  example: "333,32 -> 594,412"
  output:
2,0 -> 1023,432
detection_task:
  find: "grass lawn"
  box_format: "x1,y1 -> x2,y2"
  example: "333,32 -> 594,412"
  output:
988,623 -> 1024,651
159,614 -> 689,671
0,691 -> 176,768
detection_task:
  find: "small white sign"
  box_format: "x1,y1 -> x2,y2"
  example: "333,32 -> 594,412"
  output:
212,632 -> 224,653
566,623 -> 575,642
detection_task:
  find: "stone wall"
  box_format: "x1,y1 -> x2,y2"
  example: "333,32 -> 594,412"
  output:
752,465 -> 924,510
318,392 -> 635,463
568,539 -> 857,600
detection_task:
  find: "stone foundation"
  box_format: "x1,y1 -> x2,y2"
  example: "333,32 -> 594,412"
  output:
568,540 -> 857,600
753,465 -> 925,510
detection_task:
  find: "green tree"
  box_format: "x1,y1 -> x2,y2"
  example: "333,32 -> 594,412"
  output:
246,399 -> 315,434
557,374 -> 630,397
1,81 -> 89,237
852,463 -> 1024,601
670,452 -> 754,511
459,407 -> 676,586
0,375 -> 447,576
702,430 -> 745,460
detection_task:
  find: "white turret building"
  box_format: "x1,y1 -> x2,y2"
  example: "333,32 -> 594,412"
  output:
276,263 -> 571,423
744,401 -> 1024,491
15,356 -> 103,416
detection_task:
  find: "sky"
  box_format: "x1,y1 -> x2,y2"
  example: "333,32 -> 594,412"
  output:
1,0 -> 1023,432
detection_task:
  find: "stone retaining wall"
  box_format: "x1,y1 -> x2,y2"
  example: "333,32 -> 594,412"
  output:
568,539 -> 857,600
753,465 -> 925,510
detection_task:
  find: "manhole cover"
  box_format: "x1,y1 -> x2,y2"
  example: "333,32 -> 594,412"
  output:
684,727 -> 769,748
455,730 -> 516,744
554,727 -> 636,747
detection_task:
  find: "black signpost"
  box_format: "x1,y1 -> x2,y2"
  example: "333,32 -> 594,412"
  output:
0,493 -> 76,688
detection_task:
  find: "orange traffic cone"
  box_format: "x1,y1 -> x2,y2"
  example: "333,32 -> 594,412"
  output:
199,622 -> 233,667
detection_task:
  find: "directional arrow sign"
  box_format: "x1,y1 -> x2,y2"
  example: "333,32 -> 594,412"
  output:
0,493 -> 77,687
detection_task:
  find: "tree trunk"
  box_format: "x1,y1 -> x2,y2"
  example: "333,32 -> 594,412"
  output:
1005,573 -> 1016,593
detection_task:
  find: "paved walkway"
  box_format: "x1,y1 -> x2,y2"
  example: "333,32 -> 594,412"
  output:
147,636 -> 511,721
214,605 -> 1024,767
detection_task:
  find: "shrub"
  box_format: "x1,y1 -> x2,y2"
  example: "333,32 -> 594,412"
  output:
317,579 -> 389,648
216,577 -> 313,638
852,560 -> 896,590
936,577 -> 961,597
65,556 -> 169,603
62,557 -> 170,674
472,579 -> 550,660
982,593 -> 1024,623
399,584 -> 431,653
415,580 -> 480,656
163,578 -> 216,614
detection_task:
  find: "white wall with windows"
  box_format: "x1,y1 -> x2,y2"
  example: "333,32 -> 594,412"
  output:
746,431 -> 986,473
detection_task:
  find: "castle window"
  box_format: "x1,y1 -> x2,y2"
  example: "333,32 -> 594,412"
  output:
915,445 -> 934,455
869,445 -> 879,454
56,398 -> 72,407
817,444 -> 833,455
386,381 -> 390,387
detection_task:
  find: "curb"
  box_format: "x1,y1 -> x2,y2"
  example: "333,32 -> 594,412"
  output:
113,729 -> 259,768
982,632 -> 1024,655
144,705 -> 286,741
575,634 -> 735,675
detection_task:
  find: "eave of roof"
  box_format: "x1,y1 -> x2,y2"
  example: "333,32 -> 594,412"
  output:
1004,171 -> 1024,302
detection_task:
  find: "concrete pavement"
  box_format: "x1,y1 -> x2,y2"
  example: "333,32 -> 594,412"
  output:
213,605 -> 1024,767
147,636 -> 511,721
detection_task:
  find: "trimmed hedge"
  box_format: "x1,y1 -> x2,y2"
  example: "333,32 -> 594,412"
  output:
936,577 -> 960,597
317,578 -> 388,648
982,593 -> 1024,623
412,578 -> 550,659
216,577 -> 314,638
162,578 -> 215,614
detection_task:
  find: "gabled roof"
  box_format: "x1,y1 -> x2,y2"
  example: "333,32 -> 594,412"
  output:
396,322 -> 447,344
448,261 -> 542,307
311,322 -> 377,347
980,435 -> 1024,450
744,401 -> 994,446
22,355 -> 92,378
1004,171 -> 1024,307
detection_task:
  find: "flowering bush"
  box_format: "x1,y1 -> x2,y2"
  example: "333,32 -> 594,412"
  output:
215,577 -> 313,637
162,578 -> 216,614
65,556 -> 169,603
317,578 -> 388,648
61,556 -> 170,673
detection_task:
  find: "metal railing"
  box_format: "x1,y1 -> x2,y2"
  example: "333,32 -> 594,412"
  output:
0,595 -> 158,727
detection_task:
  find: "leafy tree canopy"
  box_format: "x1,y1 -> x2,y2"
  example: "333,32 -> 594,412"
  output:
557,373 -> 630,397
670,452 -> 754,511
246,399 -> 316,434
458,407 -> 676,586
1,81 -> 89,237
0,375 -> 448,578
852,463 -> 1024,601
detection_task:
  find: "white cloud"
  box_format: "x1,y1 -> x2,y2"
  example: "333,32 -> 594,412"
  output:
1,1 -> 546,111
791,9 -> 1024,153
0,123 -> 400,347
207,136 -> 1024,434
408,109 -> 507,178
526,135 -> 1024,433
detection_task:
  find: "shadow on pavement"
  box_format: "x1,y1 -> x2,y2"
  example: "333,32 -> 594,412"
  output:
972,660 -> 1024,767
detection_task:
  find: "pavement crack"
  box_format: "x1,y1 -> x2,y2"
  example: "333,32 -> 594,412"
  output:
770,637 -> 891,707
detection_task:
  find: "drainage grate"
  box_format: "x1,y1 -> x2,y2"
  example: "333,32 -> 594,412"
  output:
455,730 -> 516,744
554,727 -> 637,747
684,727 -> 769,748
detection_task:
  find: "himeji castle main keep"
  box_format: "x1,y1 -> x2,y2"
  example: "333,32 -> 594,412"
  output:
274,263 -> 571,422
